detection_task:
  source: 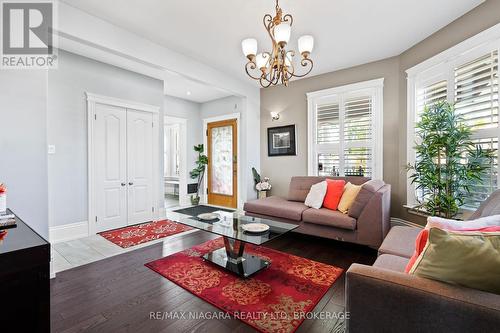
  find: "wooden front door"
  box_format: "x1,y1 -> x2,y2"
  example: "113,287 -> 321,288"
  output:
207,119 -> 237,208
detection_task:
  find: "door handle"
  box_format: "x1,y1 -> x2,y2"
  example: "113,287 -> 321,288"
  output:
121,183 -> 126,187
128,182 -> 134,186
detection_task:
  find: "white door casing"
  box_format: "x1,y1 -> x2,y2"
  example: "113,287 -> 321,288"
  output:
127,109 -> 154,225
94,104 -> 128,232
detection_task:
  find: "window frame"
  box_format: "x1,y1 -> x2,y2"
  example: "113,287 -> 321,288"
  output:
307,78 -> 384,180
406,24 -> 500,208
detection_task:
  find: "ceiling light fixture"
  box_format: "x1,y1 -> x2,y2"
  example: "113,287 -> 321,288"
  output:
241,0 -> 314,88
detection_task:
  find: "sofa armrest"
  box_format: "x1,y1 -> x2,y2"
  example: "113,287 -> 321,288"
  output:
355,184 -> 391,247
346,264 -> 500,333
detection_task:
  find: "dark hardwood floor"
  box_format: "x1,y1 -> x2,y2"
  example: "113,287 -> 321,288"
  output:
51,231 -> 376,333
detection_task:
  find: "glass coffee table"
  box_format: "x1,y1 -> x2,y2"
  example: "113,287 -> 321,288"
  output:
177,211 -> 298,278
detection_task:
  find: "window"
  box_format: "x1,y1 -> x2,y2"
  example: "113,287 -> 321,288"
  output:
307,79 -> 384,179
164,123 -> 180,177
407,31 -> 500,209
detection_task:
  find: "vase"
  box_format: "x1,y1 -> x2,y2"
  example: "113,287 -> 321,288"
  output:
258,191 -> 267,199
0,194 -> 6,213
190,195 -> 200,206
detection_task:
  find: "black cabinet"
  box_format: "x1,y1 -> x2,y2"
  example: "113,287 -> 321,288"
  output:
0,209 -> 50,332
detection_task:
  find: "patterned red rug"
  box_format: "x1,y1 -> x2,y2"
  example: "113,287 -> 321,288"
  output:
99,220 -> 192,248
145,238 -> 343,333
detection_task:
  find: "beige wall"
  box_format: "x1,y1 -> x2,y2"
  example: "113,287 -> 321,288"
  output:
260,0 -> 500,223
260,56 -> 401,214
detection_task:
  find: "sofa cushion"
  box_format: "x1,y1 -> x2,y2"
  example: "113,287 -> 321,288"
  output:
338,182 -> 362,214
373,254 -> 409,273
302,208 -> 357,230
304,180 -> 327,209
287,176 -> 370,202
378,226 -> 422,258
348,179 -> 385,219
288,177 -> 326,202
323,179 -> 345,210
243,196 -> 308,221
410,228 -> 500,294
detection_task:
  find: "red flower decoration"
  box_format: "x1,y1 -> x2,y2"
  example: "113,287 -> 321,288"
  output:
0,183 -> 6,194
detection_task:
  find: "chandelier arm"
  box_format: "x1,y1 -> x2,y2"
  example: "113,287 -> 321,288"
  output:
245,61 -> 264,80
282,14 -> 293,26
289,58 -> 314,78
259,75 -> 273,88
286,61 -> 295,79
263,14 -> 275,42
273,67 -> 281,85
263,14 -> 273,28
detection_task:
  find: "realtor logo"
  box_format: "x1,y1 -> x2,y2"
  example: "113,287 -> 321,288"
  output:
1,1 -> 57,68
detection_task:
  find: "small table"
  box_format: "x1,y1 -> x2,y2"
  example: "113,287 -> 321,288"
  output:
0,209 -> 50,332
177,212 -> 298,278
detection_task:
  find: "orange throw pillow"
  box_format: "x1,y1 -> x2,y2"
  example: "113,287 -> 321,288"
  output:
323,179 -> 345,210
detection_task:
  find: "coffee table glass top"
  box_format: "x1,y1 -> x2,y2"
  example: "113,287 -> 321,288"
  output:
177,211 -> 298,246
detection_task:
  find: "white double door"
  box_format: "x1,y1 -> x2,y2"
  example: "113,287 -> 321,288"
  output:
94,104 -> 154,232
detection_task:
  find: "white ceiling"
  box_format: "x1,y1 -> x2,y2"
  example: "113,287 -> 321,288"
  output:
63,0 -> 484,96
163,71 -> 233,103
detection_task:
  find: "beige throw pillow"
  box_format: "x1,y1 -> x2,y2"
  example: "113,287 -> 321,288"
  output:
304,181 -> 327,209
338,182 -> 362,214
410,228 -> 500,294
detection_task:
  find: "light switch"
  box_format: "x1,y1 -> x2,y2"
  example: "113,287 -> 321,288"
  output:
48,145 -> 56,154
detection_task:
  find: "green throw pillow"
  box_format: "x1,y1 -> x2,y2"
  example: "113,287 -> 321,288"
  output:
410,228 -> 500,294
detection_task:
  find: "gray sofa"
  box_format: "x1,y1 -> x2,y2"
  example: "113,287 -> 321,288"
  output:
346,190 -> 500,332
244,176 -> 391,248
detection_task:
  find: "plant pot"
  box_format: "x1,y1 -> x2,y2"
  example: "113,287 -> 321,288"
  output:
0,194 -> 6,213
258,191 -> 268,199
190,195 -> 200,206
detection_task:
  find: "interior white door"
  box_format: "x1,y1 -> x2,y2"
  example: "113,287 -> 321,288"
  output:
95,104 -> 128,232
127,109 -> 154,225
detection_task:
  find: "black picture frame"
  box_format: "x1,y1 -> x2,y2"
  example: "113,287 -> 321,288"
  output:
267,124 -> 296,156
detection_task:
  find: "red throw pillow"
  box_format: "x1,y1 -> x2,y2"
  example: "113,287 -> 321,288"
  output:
322,179 -> 345,210
405,225 -> 500,273
405,229 -> 429,273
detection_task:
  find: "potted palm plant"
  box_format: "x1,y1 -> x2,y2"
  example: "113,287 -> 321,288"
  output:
406,101 -> 493,218
189,144 -> 208,205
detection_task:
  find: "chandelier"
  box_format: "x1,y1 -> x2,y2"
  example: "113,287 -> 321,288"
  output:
241,0 -> 314,88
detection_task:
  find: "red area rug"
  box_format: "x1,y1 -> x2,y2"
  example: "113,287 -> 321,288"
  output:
145,238 -> 343,333
99,220 -> 192,248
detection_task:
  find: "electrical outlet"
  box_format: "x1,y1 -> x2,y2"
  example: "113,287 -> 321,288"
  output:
48,145 -> 56,154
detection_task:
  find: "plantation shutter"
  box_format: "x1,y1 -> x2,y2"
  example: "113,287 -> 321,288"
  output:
417,80 -> 447,114
344,96 -> 373,176
454,51 -> 499,208
344,96 -> 372,142
315,94 -> 374,178
455,51 -> 499,130
317,103 -> 340,144
318,153 -> 340,177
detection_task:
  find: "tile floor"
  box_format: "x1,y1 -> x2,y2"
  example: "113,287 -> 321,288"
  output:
50,205 -> 241,276
51,207 -> 193,275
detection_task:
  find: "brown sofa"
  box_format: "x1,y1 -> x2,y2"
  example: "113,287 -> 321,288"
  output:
244,176 -> 391,248
346,190 -> 500,332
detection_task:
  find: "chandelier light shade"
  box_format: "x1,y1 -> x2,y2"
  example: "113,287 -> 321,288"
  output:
298,35 -> 314,55
241,38 -> 258,58
274,23 -> 291,44
242,0 -> 315,87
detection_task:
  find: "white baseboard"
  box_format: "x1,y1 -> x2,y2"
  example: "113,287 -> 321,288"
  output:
49,221 -> 89,243
390,217 -> 423,228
